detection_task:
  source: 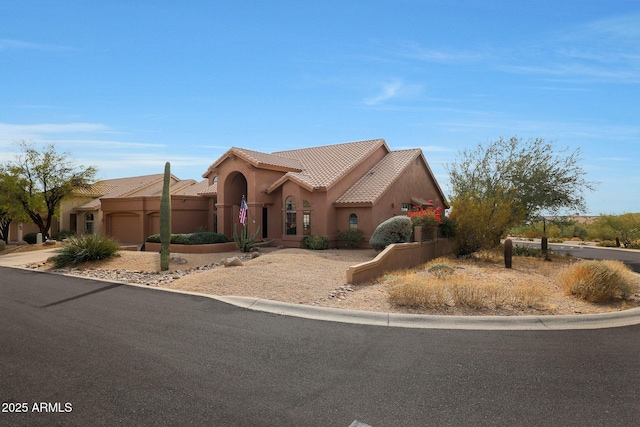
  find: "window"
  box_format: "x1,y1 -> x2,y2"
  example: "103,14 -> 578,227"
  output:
285,196 -> 297,235
85,213 -> 95,234
401,203 -> 411,212
349,213 -> 358,229
303,200 -> 311,235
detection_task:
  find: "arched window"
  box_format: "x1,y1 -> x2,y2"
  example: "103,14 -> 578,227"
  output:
303,200 -> 311,235
85,213 -> 95,234
285,196 -> 297,235
349,213 -> 358,230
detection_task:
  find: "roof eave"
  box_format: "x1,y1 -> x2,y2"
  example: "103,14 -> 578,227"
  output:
333,201 -> 373,208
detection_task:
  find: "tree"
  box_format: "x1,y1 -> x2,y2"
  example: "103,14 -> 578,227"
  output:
1,142 -> 97,239
596,213 -> 640,247
447,137 -> 595,254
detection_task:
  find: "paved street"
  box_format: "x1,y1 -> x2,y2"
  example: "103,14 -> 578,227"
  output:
514,240 -> 640,273
2,268 -> 639,426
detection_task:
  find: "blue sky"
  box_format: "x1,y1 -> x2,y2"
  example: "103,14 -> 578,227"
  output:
1,1 -> 639,215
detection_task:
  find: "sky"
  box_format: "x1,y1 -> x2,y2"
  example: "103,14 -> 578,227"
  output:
1,1 -> 639,215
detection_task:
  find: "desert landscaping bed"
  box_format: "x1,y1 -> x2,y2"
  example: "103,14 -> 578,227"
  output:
13,245 -> 640,316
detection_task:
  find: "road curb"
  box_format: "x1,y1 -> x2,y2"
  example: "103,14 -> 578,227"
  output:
215,296 -> 640,330
4,260 -> 640,331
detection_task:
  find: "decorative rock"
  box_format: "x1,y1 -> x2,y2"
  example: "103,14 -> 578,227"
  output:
43,239 -> 57,246
223,257 -> 244,267
170,256 -> 188,264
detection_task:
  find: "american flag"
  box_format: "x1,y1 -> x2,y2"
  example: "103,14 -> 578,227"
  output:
239,196 -> 248,225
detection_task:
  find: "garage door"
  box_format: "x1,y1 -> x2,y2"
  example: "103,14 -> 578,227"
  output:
109,214 -> 140,243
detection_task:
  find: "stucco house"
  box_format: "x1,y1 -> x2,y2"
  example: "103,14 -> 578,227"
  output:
202,138 -> 447,247
61,139 -> 448,248
60,174 -> 210,244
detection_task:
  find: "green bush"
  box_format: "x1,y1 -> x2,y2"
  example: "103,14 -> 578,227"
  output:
51,234 -> 120,268
23,232 -> 39,244
369,216 -> 413,252
512,245 -> 544,257
52,230 -> 76,241
0,240 -> 5,251
438,216 -> 457,239
145,232 -> 230,245
303,235 -> 330,250
173,232 -> 230,245
337,228 -> 365,248
596,240 -> 619,248
559,260 -> 637,302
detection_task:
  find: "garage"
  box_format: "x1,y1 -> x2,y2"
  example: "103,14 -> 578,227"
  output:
108,213 -> 141,243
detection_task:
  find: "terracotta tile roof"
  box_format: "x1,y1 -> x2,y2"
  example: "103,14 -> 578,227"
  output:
233,148 -> 303,171
175,179 -> 211,196
204,147 -> 303,176
197,181 -> 217,196
72,174 -> 166,210
96,174 -> 165,198
268,139 -> 387,192
334,149 -> 421,204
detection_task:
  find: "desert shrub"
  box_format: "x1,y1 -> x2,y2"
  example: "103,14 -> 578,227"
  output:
173,232 -> 230,245
596,240 -> 618,247
303,235 -> 329,250
426,262 -> 455,279
548,237 -> 564,243
146,233 -> 180,244
627,242 -> 640,249
512,245 -> 544,257
23,232 -> 39,244
145,232 -> 229,245
559,260 -> 638,302
52,230 -> 76,241
51,234 -> 120,268
337,228 -> 365,248
369,216 -> 413,252
386,271 -> 547,310
438,215 -> 457,238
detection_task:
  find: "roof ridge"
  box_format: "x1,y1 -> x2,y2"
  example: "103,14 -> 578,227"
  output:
272,138 -> 385,155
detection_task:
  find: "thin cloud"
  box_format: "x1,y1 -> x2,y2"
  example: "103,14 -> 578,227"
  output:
0,122 -> 110,135
501,14 -> 640,84
394,42 -> 484,63
0,38 -> 75,52
363,79 -> 423,106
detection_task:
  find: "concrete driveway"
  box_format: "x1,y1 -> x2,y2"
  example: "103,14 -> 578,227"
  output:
0,248 -> 58,267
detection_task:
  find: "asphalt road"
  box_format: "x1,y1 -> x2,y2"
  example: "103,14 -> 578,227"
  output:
2,268 -> 640,427
513,240 -> 640,273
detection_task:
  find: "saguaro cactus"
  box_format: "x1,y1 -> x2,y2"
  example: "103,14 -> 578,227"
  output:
160,162 -> 171,271
504,238 -> 513,269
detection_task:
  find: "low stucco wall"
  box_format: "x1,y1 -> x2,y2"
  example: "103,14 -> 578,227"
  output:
144,242 -> 238,254
346,238 -> 454,284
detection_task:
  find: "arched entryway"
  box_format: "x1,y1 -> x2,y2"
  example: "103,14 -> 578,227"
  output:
220,171 -> 248,237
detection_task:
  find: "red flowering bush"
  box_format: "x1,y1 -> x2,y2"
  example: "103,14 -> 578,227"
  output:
407,203 -> 443,228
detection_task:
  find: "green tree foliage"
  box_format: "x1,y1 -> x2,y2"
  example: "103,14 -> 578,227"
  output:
447,137 -> 595,254
1,142 -> 97,239
450,190 -> 522,255
596,213 -> 640,247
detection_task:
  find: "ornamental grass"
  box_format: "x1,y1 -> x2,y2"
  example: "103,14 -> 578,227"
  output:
51,234 -> 120,268
386,258 -> 547,310
559,260 -> 638,303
